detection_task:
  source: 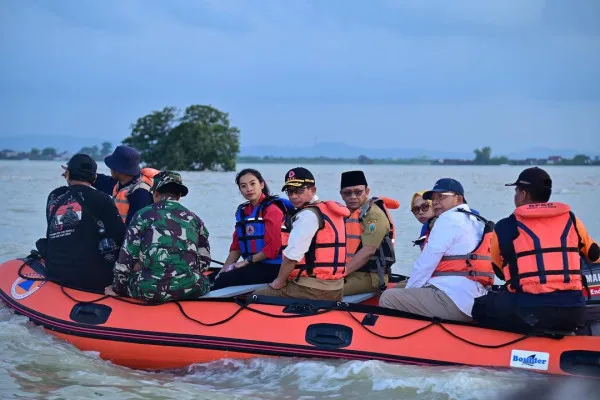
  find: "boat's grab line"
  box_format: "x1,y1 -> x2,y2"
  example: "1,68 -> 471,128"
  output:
17,260 -> 555,349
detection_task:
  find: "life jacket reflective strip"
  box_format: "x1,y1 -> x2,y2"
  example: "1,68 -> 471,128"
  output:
430,209 -> 496,287
344,197 -> 396,274
235,196 -> 292,265
112,172 -> 154,222
499,202 -> 582,294
345,210 -> 362,260
281,201 -> 350,281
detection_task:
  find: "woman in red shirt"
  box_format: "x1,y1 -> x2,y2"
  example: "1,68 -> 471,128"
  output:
212,169 -> 292,290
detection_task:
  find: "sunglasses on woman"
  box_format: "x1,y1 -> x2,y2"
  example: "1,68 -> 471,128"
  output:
411,203 -> 431,215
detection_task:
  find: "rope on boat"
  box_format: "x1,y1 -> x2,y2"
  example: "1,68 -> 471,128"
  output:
16,260 -> 563,348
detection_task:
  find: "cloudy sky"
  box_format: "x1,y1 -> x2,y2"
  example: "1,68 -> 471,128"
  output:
1,0 -> 599,153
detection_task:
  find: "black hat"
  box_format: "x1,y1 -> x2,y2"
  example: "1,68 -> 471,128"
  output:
61,154 -> 97,176
341,170 -> 368,189
281,167 -> 315,191
505,167 -> 552,190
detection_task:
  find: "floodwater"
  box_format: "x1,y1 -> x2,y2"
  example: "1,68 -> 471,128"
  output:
1,161 -> 598,399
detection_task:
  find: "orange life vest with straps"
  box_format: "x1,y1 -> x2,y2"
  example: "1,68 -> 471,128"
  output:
112,168 -> 157,222
282,201 -> 350,281
497,202 -> 582,294
430,209 -> 496,287
345,196 -> 398,274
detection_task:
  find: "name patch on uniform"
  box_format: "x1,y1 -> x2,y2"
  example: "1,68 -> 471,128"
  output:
367,220 -> 377,233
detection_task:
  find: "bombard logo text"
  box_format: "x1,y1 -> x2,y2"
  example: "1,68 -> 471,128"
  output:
512,354 -> 547,366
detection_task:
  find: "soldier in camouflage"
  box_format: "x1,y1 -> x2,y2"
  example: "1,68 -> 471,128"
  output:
106,171 -> 211,302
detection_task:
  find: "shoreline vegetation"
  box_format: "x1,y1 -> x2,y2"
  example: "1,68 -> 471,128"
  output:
2,145 -> 598,166
2,105 -> 598,169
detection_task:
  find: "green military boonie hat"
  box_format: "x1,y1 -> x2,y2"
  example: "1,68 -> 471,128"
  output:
151,170 -> 189,197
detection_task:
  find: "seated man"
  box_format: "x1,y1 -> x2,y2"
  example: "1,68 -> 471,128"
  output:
93,145 -> 155,225
379,178 -> 494,321
472,167 -> 599,332
107,171 -> 211,303
339,170 -> 397,295
43,154 -> 125,292
254,167 -> 350,301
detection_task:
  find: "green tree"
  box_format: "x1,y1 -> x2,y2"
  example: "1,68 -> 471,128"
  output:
100,142 -> 113,157
473,146 -> 492,165
123,105 -> 240,171
571,154 -> 590,165
41,147 -> 57,159
29,148 -> 41,159
78,145 -> 100,160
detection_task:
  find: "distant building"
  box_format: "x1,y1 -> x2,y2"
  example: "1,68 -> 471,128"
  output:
547,155 -> 563,164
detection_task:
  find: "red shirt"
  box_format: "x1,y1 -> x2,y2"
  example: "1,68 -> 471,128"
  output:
229,194 -> 284,260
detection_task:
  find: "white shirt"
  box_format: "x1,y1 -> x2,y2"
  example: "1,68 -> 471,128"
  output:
406,204 -> 489,316
282,195 -> 320,262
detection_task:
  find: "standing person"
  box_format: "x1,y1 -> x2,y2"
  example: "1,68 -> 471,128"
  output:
472,167 -> 599,332
380,178 -> 494,322
107,171 -> 211,303
43,154 -> 125,292
253,167 -> 350,301
212,168 -> 293,290
339,170 -> 398,295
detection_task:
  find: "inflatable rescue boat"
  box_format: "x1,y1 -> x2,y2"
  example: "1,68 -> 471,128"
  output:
1,257 -> 599,377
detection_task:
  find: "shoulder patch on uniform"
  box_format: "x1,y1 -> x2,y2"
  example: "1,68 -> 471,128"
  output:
367,219 -> 377,232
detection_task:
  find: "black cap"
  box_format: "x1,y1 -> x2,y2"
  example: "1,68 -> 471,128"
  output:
505,167 -> 552,190
61,154 -> 97,175
341,170 -> 368,189
281,167 -> 315,191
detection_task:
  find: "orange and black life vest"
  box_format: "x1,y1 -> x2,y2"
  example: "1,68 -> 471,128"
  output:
345,196 -> 397,275
281,201 -> 350,281
430,209 -> 496,287
112,168 -> 157,222
496,202 -> 583,294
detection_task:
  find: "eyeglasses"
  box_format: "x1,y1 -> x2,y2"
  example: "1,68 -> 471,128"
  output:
286,186 -> 309,196
340,189 -> 365,198
411,203 -> 431,215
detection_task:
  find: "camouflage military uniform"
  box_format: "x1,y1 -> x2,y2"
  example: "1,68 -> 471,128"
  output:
112,172 -> 211,302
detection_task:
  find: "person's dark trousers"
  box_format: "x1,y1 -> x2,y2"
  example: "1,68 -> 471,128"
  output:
211,262 -> 280,290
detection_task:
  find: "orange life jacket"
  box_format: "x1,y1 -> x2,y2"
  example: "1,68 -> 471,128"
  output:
112,168 -> 156,222
497,202 -> 582,294
282,201 -> 350,281
430,209 -> 496,287
345,196 -> 397,274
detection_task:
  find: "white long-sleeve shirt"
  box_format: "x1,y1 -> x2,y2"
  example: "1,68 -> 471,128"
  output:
406,204 -> 489,316
282,195 -> 320,262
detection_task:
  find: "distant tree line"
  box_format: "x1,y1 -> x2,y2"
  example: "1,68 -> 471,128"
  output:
0,142 -> 114,161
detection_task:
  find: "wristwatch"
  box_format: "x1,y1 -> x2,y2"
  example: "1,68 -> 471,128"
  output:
245,254 -> 254,264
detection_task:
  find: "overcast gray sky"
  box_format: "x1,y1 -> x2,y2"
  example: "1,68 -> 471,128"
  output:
1,0 -> 599,153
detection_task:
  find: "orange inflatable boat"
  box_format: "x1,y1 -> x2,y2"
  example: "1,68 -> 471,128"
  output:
1,258 -> 599,377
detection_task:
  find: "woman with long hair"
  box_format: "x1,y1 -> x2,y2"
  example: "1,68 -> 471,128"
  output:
212,169 -> 292,290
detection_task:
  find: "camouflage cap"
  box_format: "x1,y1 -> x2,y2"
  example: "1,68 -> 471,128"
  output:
151,171 -> 189,197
